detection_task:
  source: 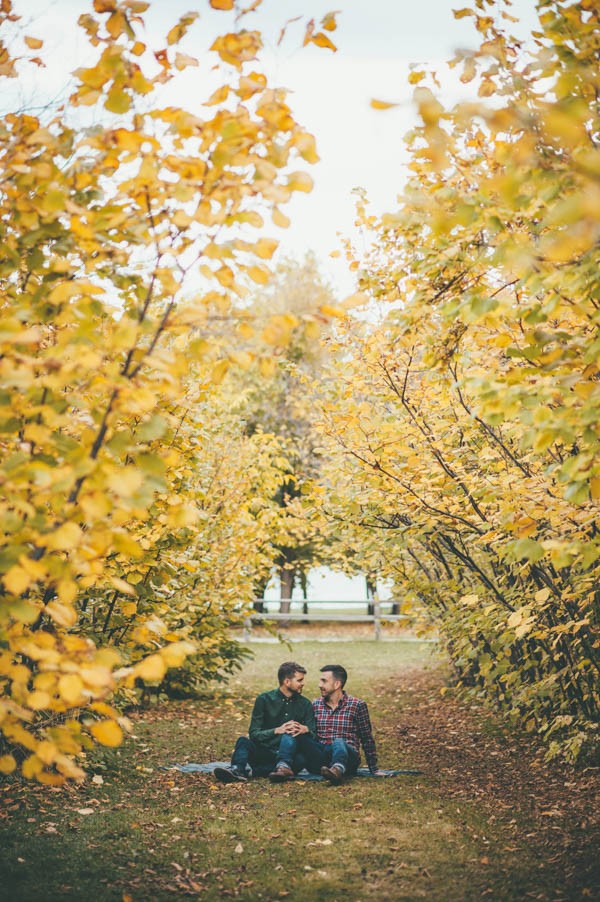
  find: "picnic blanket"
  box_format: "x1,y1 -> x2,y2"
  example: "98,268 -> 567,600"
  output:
162,761 -> 422,779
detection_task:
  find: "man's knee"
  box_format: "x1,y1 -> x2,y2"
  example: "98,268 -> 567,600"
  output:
277,733 -> 298,754
234,736 -> 253,753
331,738 -> 350,754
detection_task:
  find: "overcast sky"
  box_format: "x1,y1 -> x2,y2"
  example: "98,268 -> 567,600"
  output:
13,0 -> 540,296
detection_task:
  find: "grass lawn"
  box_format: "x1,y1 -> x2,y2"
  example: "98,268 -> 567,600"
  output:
0,638 -> 596,900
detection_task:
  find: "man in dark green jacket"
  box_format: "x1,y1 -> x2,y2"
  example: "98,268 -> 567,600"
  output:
214,661 -> 316,784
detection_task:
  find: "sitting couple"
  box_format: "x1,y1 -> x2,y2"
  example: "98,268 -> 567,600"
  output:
215,661 -> 381,785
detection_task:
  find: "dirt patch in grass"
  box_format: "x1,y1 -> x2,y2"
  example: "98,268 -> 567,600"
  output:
390,667 -> 600,900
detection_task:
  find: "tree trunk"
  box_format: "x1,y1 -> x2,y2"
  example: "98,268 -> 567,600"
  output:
279,566 -> 294,614
366,575 -> 376,616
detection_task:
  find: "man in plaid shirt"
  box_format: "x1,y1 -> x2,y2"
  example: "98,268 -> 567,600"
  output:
299,664 -> 382,784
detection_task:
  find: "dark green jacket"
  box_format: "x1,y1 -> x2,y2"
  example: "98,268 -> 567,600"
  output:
248,688 -> 316,753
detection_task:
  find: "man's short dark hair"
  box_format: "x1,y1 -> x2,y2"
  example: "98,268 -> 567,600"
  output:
278,661 -> 306,684
320,664 -> 347,688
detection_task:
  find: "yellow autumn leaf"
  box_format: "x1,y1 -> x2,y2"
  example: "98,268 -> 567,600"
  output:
320,304 -> 346,318
57,580 -> 78,604
294,131 -> 319,164
54,755 -> 85,780
254,238 -> 279,259
211,359 -> 230,384
515,620 -> 534,640
36,741 -> 59,765
28,690 -> 52,710
287,171 -> 313,193
45,601 -> 78,629
478,79 -> 496,98
3,566 -> 31,595
370,98 -> 399,110
167,504 -> 199,528
174,51 -> 198,72
105,88 -> 132,115
22,755 -> 44,780
229,350 -> 253,370
160,640 -> 196,668
107,467 -> 144,498
210,0 -> 234,8
90,701 -> 122,718
590,476 -> 600,500
135,654 -> 167,682
247,265 -> 271,285
272,207 -> 290,229
507,610 -> 522,628
321,11 -> 337,31
110,577 -> 137,596
0,755 -> 17,774
44,522 -> 83,551
58,674 -> 85,706
38,772 -> 66,786
80,665 -> 114,688
90,719 -> 124,747
259,357 -> 277,377
25,36 -> 44,50
311,31 -> 337,52
237,72 -> 266,100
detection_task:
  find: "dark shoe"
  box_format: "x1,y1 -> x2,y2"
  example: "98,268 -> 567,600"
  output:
268,763 -> 294,783
321,765 -> 345,784
214,766 -> 247,784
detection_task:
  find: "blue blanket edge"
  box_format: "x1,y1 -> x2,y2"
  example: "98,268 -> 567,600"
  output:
162,761 -> 422,778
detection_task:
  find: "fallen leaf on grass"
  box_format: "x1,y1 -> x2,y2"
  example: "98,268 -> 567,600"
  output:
234,843 -> 243,854
76,809 -> 95,816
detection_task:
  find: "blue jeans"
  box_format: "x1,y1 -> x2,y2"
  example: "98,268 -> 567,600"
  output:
297,735 -> 360,776
230,734 -> 302,776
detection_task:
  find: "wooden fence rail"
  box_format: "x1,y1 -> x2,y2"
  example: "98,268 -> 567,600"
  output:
243,599 -> 406,641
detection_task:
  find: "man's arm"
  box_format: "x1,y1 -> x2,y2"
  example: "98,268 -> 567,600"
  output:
295,698 -> 316,738
248,694 -> 276,744
356,699 -> 378,772
304,702 -> 317,739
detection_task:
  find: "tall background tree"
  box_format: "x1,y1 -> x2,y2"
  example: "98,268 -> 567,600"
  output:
228,254 -> 337,612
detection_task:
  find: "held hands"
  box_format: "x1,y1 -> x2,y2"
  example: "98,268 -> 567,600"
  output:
275,720 -> 308,736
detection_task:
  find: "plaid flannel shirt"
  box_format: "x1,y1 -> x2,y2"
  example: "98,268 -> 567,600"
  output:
312,692 -> 378,772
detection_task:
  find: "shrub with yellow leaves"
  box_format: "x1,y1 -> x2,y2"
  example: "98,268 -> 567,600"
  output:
313,0 -> 600,762
0,0 -> 336,782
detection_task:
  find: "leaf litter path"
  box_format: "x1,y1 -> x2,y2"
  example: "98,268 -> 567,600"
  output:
1,647 -> 598,902
384,667 -> 599,901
